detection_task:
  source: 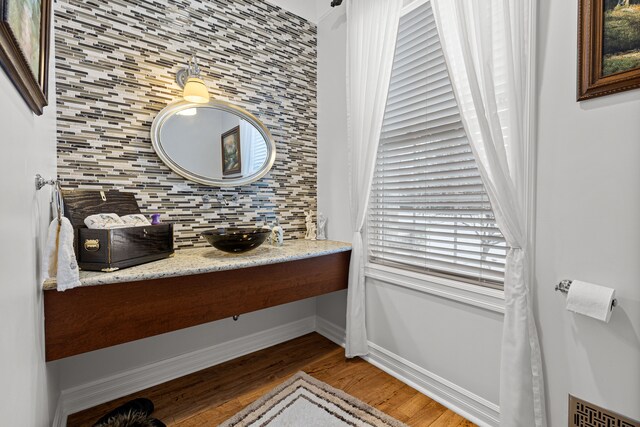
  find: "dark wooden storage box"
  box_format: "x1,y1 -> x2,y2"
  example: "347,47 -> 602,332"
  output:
62,190 -> 174,272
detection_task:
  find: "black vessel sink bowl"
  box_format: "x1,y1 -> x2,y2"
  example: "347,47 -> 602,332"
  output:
201,228 -> 271,253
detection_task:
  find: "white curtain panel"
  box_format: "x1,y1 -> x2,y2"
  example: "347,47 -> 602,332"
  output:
432,1 -> 547,426
345,0 -> 403,357
240,120 -> 254,176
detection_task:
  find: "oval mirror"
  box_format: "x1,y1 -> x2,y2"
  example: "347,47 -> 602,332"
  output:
151,100 -> 276,187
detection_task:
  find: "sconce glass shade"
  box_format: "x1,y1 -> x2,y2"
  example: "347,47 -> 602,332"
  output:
183,77 -> 209,103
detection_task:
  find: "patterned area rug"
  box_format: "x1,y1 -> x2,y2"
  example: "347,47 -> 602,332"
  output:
219,371 -> 408,427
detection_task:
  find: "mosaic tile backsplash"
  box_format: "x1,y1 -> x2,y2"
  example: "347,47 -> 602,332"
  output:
55,0 -> 317,248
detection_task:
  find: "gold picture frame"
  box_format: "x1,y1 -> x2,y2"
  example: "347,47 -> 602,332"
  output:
221,125 -> 242,176
0,0 -> 51,114
578,0 -> 640,100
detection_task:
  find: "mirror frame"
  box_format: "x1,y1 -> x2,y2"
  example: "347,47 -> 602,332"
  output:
150,100 -> 276,187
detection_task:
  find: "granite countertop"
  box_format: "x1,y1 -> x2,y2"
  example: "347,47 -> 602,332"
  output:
43,239 -> 351,290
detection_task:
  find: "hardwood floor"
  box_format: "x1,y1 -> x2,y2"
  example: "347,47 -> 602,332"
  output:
67,333 -> 476,426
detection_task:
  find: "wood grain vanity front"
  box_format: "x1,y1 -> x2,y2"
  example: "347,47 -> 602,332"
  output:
43,251 -> 350,361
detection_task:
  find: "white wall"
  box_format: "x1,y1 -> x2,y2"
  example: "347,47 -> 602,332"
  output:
0,42 -> 59,426
535,0 -> 640,422
267,0 -> 322,24
366,278 -> 503,403
316,5 -> 350,328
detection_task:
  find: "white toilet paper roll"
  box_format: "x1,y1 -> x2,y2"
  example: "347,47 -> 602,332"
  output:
566,280 -> 616,323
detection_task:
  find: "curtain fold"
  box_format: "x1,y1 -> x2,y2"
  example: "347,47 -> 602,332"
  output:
345,0 -> 403,357
432,1 -> 547,425
240,120 -> 255,176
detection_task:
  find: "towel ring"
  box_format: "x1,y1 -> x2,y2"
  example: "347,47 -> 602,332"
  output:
35,174 -> 57,191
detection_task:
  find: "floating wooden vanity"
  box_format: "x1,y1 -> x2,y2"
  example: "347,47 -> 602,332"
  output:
43,240 -> 351,361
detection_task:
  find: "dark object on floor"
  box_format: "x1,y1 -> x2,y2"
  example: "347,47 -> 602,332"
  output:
331,0 -> 343,6
92,398 -> 155,426
94,410 -> 165,427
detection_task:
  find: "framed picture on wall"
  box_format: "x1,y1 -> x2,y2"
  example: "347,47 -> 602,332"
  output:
578,0 -> 640,100
0,0 -> 51,115
221,126 -> 242,176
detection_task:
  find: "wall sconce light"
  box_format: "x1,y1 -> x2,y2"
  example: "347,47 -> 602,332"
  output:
176,55 -> 210,104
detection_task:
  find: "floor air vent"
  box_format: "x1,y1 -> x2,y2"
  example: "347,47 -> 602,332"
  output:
570,395 -> 639,427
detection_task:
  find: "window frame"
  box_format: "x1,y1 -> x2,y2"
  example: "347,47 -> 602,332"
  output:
364,0 -> 507,304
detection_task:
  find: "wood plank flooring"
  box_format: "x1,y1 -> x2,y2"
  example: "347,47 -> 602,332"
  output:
67,333 -> 476,426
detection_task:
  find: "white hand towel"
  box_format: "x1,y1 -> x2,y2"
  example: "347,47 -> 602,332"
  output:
42,217 -> 81,292
42,219 -> 59,281
120,214 -> 151,227
84,213 -> 126,229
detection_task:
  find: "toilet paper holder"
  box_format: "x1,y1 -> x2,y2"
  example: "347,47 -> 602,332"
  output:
555,280 -> 618,309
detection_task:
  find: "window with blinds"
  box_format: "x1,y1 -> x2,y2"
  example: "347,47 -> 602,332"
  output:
367,0 -> 507,287
252,131 -> 268,171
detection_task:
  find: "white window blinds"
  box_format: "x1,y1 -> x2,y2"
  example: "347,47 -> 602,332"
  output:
252,131 -> 268,171
368,1 -> 507,287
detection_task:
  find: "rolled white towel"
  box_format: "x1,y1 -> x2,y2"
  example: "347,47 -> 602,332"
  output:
42,217 -> 81,291
84,213 -> 126,229
120,214 -> 151,227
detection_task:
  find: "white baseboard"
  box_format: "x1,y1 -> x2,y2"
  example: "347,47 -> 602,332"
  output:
52,396 -> 64,427
366,343 -> 500,427
53,316 -> 316,427
316,316 -> 346,347
315,317 -> 500,427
